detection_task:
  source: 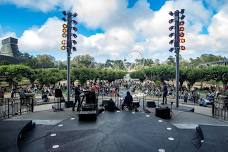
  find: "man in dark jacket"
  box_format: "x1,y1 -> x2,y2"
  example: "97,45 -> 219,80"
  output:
73,85 -> 81,111
162,82 -> 168,104
122,91 -> 133,110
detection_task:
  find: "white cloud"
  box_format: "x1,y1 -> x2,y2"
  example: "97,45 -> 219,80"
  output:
1,0 -> 228,62
19,17 -> 63,52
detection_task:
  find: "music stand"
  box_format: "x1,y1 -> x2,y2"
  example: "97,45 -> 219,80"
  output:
54,89 -> 63,111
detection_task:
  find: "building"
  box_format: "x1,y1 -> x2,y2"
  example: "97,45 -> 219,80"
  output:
0,37 -> 21,63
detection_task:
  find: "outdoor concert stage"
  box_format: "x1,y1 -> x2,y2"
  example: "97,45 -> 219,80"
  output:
1,110 -> 228,152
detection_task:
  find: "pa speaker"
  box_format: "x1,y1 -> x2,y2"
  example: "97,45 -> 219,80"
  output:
147,101 -> 156,108
55,89 -> 63,98
155,107 -> 171,119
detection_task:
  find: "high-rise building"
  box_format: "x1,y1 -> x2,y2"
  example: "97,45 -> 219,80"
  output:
0,37 -> 20,57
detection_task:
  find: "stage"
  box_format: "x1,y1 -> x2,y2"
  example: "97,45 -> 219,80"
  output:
1,109 -> 228,152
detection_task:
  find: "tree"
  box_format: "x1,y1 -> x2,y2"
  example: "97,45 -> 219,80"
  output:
190,54 -> 227,66
166,56 -> 175,66
72,54 -> 95,68
35,55 -> 56,68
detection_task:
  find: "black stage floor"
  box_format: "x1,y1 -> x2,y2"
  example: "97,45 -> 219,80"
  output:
3,111 -> 228,152
20,111 -> 200,152
0,120 -> 33,152
198,125 -> 228,152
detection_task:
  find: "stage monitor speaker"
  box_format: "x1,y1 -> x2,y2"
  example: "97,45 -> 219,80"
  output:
55,89 -> 63,98
147,101 -> 156,108
155,107 -> 171,119
102,99 -> 118,112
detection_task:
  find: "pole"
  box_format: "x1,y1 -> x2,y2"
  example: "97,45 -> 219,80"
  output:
67,12 -> 72,102
174,10 -> 180,107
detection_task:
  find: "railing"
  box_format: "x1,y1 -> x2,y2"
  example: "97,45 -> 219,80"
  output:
213,100 -> 228,120
0,97 -> 34,120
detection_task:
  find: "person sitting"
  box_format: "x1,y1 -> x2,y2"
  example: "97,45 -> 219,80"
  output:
122,91 -> 133,110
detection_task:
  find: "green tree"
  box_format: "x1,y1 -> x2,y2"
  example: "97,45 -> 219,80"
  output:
72,54 -> 95,68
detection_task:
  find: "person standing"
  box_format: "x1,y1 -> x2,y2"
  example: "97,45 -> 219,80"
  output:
73,85 -> 81,111
162,82 -> 168,104
0,87 -> 4,99
122,91 -> 133,110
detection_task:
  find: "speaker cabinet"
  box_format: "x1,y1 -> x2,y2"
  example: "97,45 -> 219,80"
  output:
55,89 -> 63,98
155,107 -> 171,119
147,101 -> 156,108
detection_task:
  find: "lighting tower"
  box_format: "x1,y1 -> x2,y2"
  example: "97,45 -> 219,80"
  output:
168,9 -> 185,107
61,11 -> 78,102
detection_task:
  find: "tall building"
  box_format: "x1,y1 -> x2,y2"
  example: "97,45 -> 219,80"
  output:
0,37 -> 21,64
0,37 -> 20,57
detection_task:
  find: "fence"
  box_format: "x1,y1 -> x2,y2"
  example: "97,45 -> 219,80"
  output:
213,96 -> 228,120
0,97 -> 34,120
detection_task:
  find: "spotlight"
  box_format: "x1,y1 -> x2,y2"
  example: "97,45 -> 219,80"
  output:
62,11 -> 67,16
169,48 -> 174,52
180,39 -> 185,43
72,47 -> 77,51
179,27 -> 184,31
72,40 -> 77,45
63,24 -> 67,28
72,34 -> 77,38
180,46 -> 185,50
179,32 -> 184,37
169,11 -> 174,16
72,20 -> 78,25
62,17 -> 66,22
169,40 -> 174,45
179,21 -> 185,26
169,26 -> 175,31
169,19 -> 174,24
169,33 -> 174,38
72,27 -> 78,31
72,13 -> 78,17
180,15 -> 185,20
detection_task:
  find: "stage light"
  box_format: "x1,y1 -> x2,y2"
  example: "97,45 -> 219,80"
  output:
61,40 -> 66,45
62,28 -> 67,33
180,15 -> 185,20
72,13 -> 78,17
169,33 -> 174,38
62,11 -> 67,16
169,26 -> 175,31
169,48 -> 174,52
169,19 -> 174,24
62,33 -> 67,38
63,24 -> 67,28
180,39 -> 185,43
179,21 -> 185,26
180,9 -> 185,14
72,20 -> 78,25
169,40 -> 174,45
61,46 -> 66,50
72,40 -> 77,45
72,27 -> 78,32
169,11 -> 174,16
179,27 -> 184,31
179,32 -> 184,37
62,17 -> 66,22
72,34 -> 77,38
72,47 -> 77,51
180,46 -> 185,50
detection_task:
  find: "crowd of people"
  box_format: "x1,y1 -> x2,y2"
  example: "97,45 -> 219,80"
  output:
0,79 -> 227,108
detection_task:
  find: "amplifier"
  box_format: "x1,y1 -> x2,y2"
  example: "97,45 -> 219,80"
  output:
155,107 -> 171,119
147,101 -> 156,108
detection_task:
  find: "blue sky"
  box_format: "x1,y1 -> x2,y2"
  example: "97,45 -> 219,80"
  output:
0,0 -> 167,37
0,0 -> 227,62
